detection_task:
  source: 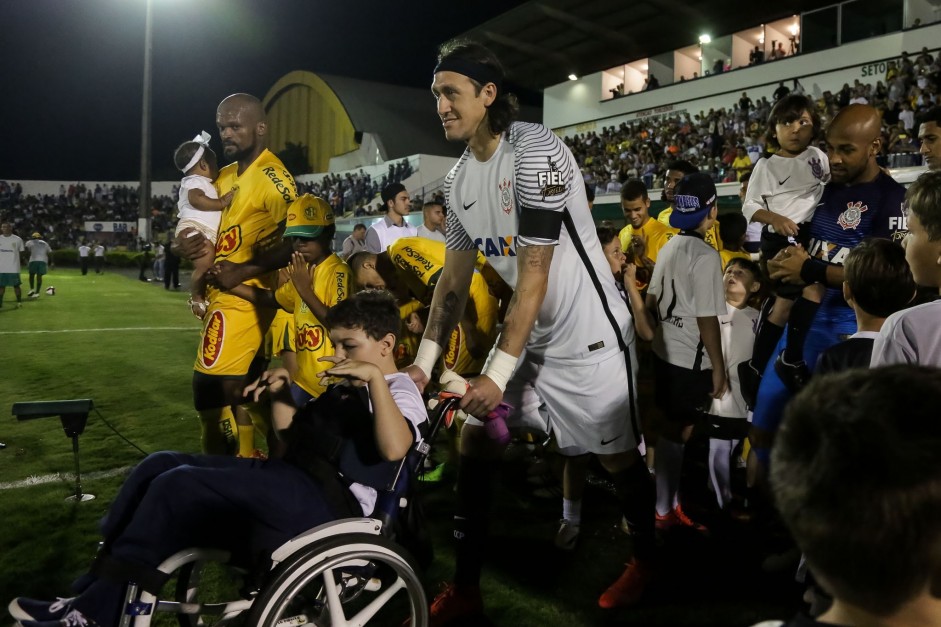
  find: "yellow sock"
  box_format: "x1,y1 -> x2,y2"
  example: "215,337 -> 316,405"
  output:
199,406 -> 237,455
235,406 -> 255,457
240,402 -> 273,454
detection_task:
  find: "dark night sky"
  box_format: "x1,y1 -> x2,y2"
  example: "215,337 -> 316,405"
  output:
0,0 -> 528,182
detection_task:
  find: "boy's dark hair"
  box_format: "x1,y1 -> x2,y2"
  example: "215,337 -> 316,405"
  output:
381,183 -> 407,208
725,256 -> 761,280
906,170 -> 941,241
596,225 -> 619,248
666,159 -> 698,176
740,171 -> 751,185
173,141 -> 215,173
766,94 -> 821,150
314,224 -> 337,248
844,238 -> 916,318
437,39 -> 520,136
771,366 -> 941,616
353,223 -> 367,232
719,212 -> 748,247
620,179 -> 649,202
325,289 -> 400,341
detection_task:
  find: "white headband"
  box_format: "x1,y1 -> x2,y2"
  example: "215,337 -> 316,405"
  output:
182,131 -> 212,172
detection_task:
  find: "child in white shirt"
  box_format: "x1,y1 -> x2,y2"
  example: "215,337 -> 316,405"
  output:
741,95 -> 829,391
173,132 -> 235,318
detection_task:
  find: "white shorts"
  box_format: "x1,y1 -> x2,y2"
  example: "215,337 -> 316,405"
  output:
175,218 -> 218,243
465,348 -> 640,455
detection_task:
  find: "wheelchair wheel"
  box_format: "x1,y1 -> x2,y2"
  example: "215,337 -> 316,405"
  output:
247,533 -> 428,627
174,561 -> 204,627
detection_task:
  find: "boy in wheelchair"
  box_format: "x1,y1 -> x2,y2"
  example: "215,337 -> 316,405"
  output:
10,290 -> 427,627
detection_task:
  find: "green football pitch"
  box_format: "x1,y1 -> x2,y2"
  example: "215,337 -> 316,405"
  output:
0,268 -> 800,626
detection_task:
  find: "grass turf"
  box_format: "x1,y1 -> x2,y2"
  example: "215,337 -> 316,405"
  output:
0,268 -> 801,626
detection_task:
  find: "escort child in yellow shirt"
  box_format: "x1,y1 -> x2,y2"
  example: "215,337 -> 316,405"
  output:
350,237 -> 498,377
235,195 -> 350,408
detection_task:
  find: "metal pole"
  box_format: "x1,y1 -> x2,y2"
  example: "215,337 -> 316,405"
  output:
138,0 -> 153,245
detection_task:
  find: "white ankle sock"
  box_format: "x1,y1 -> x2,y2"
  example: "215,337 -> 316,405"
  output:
654,439 -> 685,516
708,438 -> 735,509
562,498 -> 582,524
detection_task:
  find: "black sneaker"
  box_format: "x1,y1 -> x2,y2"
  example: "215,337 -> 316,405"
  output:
8,597 -> 74,622
774,354 -> 811,392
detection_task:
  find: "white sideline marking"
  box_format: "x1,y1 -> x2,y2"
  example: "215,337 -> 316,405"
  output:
0,466 -> 133,491
0,326 -> 197,336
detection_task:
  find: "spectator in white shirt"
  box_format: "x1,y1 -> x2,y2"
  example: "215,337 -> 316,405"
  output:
416,201 -> 446,243
364,183 -> 417,253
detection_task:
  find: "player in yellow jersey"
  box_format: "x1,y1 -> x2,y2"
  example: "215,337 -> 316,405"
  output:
175,93 -> 297,456
656,160 -> 722,251
616,180 -> 674,290
235,195 -> 351,409
349,237 -> 498,377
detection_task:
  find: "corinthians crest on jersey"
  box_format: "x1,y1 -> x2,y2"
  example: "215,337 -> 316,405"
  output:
838,201 -> 868,230
499,178 -> 512,214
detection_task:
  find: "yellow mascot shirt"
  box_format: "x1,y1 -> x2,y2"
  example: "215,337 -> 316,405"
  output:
274,252 -> 350,397
388,237 -> 498,375
213,149 -> 297,292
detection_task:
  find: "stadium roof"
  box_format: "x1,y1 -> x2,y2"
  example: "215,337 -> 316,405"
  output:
460,0 -> 827,89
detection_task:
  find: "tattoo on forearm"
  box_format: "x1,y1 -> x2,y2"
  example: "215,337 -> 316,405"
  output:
427,290 -> 461,346
522,245 -> 553,269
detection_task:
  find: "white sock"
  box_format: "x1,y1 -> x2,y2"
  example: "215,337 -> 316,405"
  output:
562,498 -> 582,525
654,438 -> 685,516
709,438 -> 735,509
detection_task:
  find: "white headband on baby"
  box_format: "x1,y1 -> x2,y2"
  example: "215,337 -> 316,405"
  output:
182,131 -> 212,172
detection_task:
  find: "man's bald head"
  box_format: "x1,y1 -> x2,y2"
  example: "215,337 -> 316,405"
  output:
217,93 -> 266,123
826,104 -> 883,185
216,93 -> 267,165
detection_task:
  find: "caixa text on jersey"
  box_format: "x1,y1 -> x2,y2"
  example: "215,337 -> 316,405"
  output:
474,235 -> 518,258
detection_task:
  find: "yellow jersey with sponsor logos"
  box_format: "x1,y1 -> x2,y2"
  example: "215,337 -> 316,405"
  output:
388,237 -> 498,374
213,149 -> 297,291
656,207 -> 722,251
274,253 -> 350,397
618,217 -> 676,292
617,216 -> 676,263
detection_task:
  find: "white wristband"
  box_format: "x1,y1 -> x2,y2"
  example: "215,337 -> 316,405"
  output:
482,348 -> 518,392
413,339 -> 443,379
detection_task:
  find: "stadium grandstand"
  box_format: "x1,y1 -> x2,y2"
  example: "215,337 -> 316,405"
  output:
2,0 -> 935,250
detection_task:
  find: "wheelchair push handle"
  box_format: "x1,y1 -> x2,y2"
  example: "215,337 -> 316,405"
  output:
431,370 -> 512,445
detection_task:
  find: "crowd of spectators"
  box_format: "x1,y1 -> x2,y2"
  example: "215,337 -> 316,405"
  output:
577,47 -> 941,193
4,49 -> 939,246
297,158 -> 412,217
0,159 -> 415,250
0,181 -> 173,249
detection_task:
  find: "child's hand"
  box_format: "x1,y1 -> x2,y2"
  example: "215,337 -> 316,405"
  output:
318,356 -> 380,388
405,311 -> 425,334
768,213 -> 800,238
220,190 -> 235,207
623,262 -> 637,284
289,252 -> 311,292
630,232 -> 647,261
243,368 -> 292,402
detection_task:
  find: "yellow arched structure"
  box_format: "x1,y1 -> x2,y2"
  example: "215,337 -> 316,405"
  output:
262,71 -> 358,174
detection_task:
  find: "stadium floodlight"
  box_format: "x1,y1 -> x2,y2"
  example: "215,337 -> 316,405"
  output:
698,34 -> 711,44
568,73 -> 578,81
139,0 -> 155,244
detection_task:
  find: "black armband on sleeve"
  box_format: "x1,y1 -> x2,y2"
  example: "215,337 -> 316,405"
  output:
518,206 -> 564,242
799,258 -> 829,286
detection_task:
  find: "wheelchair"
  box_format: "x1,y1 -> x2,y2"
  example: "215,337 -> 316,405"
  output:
118,391 -> 462,627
